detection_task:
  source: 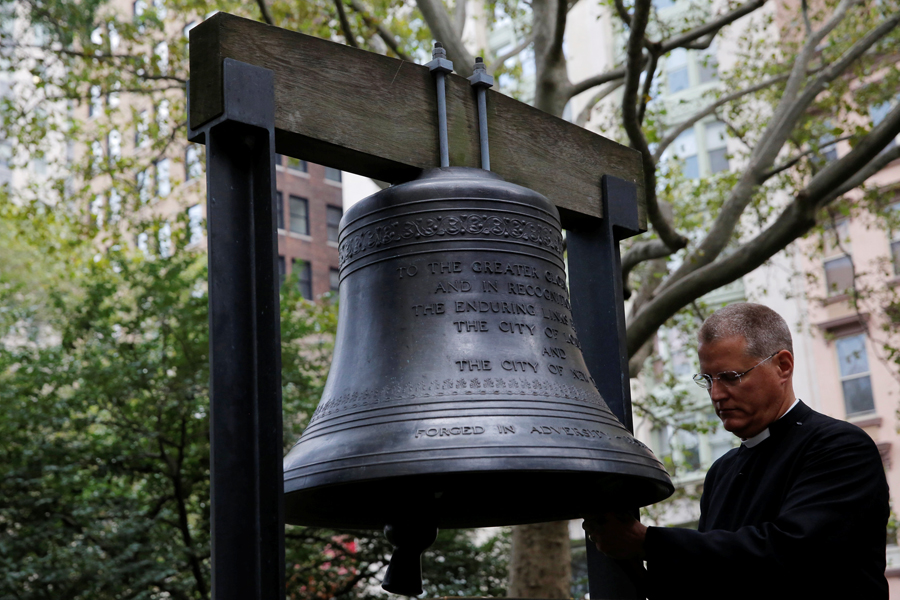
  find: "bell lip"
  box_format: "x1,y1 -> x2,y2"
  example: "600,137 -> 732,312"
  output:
283,468 -> 675,530
341,166 -> 560,232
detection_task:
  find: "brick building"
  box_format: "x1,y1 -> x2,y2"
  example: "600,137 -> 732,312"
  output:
274,156 -> 343,299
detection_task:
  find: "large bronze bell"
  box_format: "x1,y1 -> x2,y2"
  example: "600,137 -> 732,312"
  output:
282,167 -> 673,594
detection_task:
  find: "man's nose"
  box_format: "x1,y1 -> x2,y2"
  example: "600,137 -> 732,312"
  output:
708,379 -> 729,401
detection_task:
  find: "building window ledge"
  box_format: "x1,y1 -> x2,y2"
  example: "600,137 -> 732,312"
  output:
287,168 -> 310,178
287,232 -> 312,241
821,293 -> 850,306
324,178 -> 342,188
816,313 -> 869,338
848,414 -> 882,428
327,240 -> 339,249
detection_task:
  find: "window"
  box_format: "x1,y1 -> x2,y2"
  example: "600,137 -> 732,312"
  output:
823,219 -> 852,296
275,191 -> 285,230
327,205 -> 342,242
836,334 -> 875,416
289,195 -> 309,235
108,22 -> 120,51
667,48 -> 689,94
698,45 -> 718,84
137,231 -> 149,256
136,110 -> 149,148
134,0 -> 147,19
109,188 -> 121,223
188,204 -> 204,245
158,222 -> 172,258
294,260 -> 312,299
651,415 -> 734,476
91,140 -> 103,174
157,99 -> 170,137
156,158 -> 170,198
330,268 -> 340,292
891,203 -> 900,276
324,166 -> 342,182
673,127 -> 699,179
90,26 -> 103,50
286,157 -> 307,173
186,145 -> 202,180
278,256 -> 286,287
91,194 -> 105,228
137,169 -> 149,203
108,81 -> 120,108
706,121 -> 729,174
154,42 -> 168,75
89,85 -> 102,118
871,101 -> 898,153
824,256 -> 854,295
153,0 -> 167,19
108,130 -> 121,162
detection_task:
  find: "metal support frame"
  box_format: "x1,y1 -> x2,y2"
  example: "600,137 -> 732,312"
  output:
568,175 -> 643,600
188,58 -> 285,600
189,37 -> 649,600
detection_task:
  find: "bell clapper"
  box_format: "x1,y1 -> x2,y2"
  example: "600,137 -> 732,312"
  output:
426,42 -> 453,168
468,57 -> 494,171
381,521 -> 439,597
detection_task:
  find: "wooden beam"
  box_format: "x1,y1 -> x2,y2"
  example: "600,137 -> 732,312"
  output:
189,12 -> 646,228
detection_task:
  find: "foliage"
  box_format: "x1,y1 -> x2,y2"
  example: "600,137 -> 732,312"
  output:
0,199 -> 509,599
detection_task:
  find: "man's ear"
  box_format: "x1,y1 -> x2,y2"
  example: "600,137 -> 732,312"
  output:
775,349 -> 794,381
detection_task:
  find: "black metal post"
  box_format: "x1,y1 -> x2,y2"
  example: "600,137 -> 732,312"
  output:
188,59 -> 284,600
567,175 -> 642,600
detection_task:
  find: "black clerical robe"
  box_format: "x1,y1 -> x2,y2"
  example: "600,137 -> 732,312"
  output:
643,401 -> 889,599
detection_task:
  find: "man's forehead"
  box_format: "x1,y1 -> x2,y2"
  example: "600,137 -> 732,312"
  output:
698,335 -> 751,365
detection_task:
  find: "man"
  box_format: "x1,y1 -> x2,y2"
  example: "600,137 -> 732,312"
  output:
584,303 -> 889,599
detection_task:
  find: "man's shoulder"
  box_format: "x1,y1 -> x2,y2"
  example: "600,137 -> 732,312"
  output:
798,404 -> 876,446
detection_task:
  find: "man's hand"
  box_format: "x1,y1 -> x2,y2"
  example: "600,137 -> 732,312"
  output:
582,512 -> 647,560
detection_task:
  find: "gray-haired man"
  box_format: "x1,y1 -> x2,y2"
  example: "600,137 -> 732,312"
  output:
584,303 -> 889,599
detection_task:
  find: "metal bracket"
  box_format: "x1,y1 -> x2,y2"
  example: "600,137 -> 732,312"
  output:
190,58 -> 285,600
568,175 -> 645,600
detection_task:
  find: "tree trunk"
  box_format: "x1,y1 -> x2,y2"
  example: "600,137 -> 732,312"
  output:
507,521 -> 572,598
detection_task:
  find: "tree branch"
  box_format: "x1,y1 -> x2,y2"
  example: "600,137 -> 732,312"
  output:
653,72 -> 791,162
255,0 -> 274,25
416,0 -> 476,76
622,0 -> 688,251
637,51 -> 660,125
333,0 -> 359,48
627,105 -> 900,356
489,32 -> 536,75
574,80 -> 623,126
454,0 -> 466,38
807,102 -> 900,208
614,0 -> 632,26
654,3 -> 886,294
348,0 -> 412,61
761,134 -> 854,180
752,0 -> 863,169
569,64 -> 633,100
622,239 -> 675,282
659,0 -> 767,53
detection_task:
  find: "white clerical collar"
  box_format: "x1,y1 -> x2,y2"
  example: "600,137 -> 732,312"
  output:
741,398 -> 801,448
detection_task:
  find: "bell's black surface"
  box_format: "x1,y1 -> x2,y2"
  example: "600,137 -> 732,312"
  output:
283,167 -> 674,531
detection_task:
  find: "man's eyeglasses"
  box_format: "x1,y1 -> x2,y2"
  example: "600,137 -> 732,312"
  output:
692,352 -> 779,390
